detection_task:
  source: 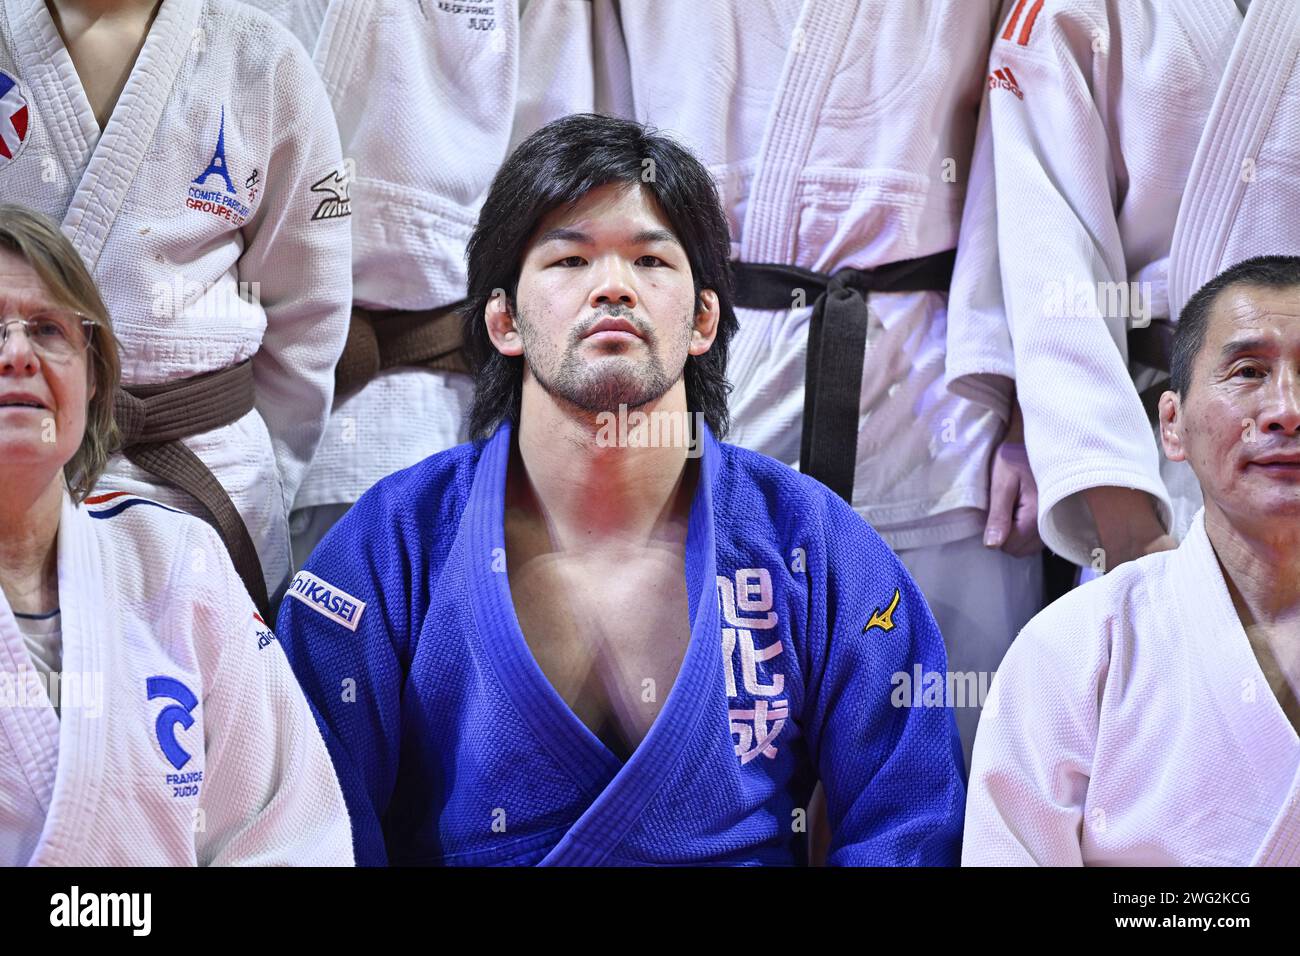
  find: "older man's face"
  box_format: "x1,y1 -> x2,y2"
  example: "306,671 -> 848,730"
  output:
1163,283 -> 1300,522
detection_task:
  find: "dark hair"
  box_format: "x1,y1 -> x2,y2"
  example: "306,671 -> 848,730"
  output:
1172,255 -> 1300,394
461,113 -> 737,439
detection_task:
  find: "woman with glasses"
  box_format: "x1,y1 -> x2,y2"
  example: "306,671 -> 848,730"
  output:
0,205 -> 352,865
0,0 -> 352,618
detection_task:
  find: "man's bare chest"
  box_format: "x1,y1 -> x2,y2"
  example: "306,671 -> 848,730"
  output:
508,550 -> 691,760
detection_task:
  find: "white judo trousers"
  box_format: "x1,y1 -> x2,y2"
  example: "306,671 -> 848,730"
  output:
948,0 -> 1300,567
246,0 -> 521,566
0,491 -> 352,866
514,0 -> 1043,763
964,510 -> 1300,866
896,536 -> 1042,773
0,0 -> 352,593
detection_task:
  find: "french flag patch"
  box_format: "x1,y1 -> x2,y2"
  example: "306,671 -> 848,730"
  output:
0,71 -> 31,169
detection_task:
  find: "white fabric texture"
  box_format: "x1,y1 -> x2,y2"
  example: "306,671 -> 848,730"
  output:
511,0 -> 630,147
246,0 -> 519,509
963,509 -> 1300,866
896,533 -> 1043,775
0,0 -> 353,591
15,611 -> 61,698
945,88 -> 1015,425
0,490 -> 353,866
948,0 -> 1300,565
516,0 -> 1006,550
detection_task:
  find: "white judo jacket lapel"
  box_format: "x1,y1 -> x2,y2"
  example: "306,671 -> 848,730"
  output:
1168,0 -> 1300,320
0,495 -> 110,866
737,0 -> 855,266
1178,512 -> 1300,867
0,561 -> 62,864
8,0 -> 201,271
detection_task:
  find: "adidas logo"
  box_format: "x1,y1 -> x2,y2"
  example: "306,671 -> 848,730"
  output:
988,67 -> 1024,100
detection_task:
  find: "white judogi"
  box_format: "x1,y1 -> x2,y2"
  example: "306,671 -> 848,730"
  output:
245,0 -> 518,524
0,491 -> 352,866
947,0 -> 1300,566
964,509 -> 1300,866
512,0 -> 625,145
0,0 -> 352,592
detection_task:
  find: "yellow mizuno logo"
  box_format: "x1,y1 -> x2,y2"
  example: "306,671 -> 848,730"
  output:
862,588 -> 901,634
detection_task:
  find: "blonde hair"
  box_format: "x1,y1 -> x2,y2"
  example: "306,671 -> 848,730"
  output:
0,204 -> 121,502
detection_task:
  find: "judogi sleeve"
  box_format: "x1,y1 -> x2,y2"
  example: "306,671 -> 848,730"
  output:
239,37 -> 352,512
190,522 -> 354,866
984,0 -> 1171,564
275,490 -> 410,866
961,610 -> 1101,866
806,501 -> 967,866
946,84 -> 1015,423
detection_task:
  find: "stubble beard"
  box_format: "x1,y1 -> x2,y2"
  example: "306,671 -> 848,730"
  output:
518,303 -> 691,415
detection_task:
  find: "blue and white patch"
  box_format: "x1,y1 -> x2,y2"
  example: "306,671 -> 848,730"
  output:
286,569 -> 366,631
146,675 -> 197,773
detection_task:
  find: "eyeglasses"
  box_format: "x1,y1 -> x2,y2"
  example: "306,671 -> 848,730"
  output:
0,312 -> 97,360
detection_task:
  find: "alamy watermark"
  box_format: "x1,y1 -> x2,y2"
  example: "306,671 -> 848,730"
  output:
891,665 -> 993,709
0,670 -> 104,718
150,275 -> 261,323
1042,275 -> 1153,328
595,405 -> 705,458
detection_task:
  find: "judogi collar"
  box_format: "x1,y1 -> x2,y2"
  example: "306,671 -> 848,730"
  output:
463,418 -> 723,865
0,492 -> 111,863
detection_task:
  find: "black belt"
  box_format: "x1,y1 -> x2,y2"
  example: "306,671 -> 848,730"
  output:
729,251 -> 956,502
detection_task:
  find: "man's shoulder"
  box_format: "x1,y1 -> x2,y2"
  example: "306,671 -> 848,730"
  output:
286,441 -> 487,636
378,437 -> 483,491
1011,546 -> 1179,674
715,440 -> 893,554
333,439 -> 484,546
1034,546 -> 1175,626
82,490 -> 219,556
718,440 -> 834,512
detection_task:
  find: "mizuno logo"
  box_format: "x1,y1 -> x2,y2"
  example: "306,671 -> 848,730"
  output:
1001,0 -> 1044,46
287,570 -> 366,631
862,588 -> 901,635
988,67 -> 1024,100
310,169 -> 352,221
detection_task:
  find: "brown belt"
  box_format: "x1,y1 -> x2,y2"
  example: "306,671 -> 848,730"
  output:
1128,320 -> 1174,420
113,359 -> 270,619
333,303 -> 468,399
